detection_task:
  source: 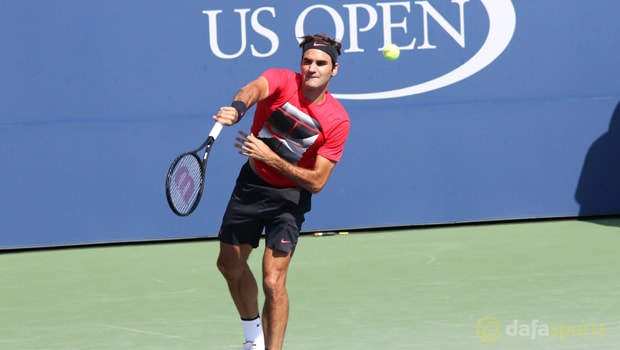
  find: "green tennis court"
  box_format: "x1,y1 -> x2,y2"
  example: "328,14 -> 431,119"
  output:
1,218 -> 618,349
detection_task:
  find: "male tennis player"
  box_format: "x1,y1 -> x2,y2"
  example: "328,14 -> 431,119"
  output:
212,34 -> 350,350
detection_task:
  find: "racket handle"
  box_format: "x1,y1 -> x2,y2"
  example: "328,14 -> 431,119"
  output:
313,231 -> 349,237
209,122 -> 223,139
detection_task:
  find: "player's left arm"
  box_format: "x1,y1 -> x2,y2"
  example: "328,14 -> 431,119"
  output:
235,130 -> 336,194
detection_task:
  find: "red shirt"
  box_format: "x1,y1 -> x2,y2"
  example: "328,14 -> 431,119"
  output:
251,68 -> 350,188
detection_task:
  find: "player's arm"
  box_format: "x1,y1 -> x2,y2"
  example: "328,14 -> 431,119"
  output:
214,76 -> 270,126
236,131 -> 336,194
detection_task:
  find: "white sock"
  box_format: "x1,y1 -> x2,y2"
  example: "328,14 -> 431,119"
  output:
242,316 -> 264,349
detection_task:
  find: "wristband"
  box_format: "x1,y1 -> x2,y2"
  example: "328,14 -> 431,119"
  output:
231,101 -> 247,122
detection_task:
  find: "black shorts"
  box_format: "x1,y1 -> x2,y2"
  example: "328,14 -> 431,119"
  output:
218,162 -> 312,253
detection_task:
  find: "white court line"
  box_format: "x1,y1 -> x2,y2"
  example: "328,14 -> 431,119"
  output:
93,323 -> 198,343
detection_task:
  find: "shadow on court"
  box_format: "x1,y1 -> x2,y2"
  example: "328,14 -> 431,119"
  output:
577,216 -> 620,228
575,101 -> 620,223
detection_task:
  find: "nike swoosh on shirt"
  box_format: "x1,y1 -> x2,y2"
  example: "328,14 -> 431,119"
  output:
280,238 -> 291,244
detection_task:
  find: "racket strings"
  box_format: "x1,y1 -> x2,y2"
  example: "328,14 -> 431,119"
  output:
169,154 -> 203,214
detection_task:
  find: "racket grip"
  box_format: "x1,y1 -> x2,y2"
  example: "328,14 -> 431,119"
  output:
209,122 -> 223,139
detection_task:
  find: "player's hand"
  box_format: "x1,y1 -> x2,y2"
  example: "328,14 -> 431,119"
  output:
213,106 -> 239,126
235,130 -> 275,162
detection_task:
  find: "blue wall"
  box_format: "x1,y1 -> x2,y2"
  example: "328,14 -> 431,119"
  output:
2,1 -> 619,248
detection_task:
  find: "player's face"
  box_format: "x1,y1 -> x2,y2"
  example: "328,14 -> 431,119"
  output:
300,49 -> 338,91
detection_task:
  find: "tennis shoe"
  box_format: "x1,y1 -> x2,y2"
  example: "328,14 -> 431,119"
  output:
240,341 -> 263,350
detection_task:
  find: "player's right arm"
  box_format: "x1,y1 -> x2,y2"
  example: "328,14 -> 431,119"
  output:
213,76 -> 269,126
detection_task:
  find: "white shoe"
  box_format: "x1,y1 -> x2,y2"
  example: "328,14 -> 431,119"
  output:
240,341 -> 263,350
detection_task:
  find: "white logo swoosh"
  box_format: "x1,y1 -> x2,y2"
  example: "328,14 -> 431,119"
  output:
333,0 -> 516,100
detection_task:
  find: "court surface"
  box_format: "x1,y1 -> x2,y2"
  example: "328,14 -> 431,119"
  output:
1,218 -> 619,349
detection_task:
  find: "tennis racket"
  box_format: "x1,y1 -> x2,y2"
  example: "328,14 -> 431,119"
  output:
166,122 -> 223,216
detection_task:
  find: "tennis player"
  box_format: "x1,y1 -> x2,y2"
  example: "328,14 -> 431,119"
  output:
212,34 -> 350,350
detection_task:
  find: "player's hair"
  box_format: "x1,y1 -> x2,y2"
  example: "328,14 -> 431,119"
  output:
299,34 -> 342,66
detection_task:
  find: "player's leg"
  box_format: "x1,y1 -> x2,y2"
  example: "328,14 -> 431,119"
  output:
217,161 -> 267,317
217,242 -> 266,350
217,242 -> 259,319
261,206 -> 307,350
261,246 -> 293,350
217,162 -> 268,349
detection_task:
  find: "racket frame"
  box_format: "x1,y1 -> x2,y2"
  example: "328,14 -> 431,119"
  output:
165,123 -> 223,216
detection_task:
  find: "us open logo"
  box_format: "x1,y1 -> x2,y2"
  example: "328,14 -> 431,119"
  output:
202,0 -> 516,100
332,0 -> 517,100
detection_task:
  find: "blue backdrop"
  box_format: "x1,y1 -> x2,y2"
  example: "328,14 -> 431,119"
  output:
2,0 -> 619,248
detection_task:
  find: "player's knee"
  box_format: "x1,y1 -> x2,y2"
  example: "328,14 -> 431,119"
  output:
262,273 -> 286,298
215,256 -> 228,276
216,256 -> 242,280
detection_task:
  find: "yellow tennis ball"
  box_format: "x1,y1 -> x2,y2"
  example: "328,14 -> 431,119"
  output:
383,44 -> 400,61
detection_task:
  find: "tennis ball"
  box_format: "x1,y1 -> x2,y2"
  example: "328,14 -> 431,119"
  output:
383,44 -> 400,61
